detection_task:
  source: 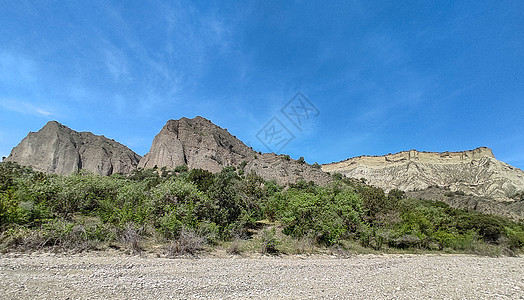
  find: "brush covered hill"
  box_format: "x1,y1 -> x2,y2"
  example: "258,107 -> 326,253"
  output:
322,148 -> 524,219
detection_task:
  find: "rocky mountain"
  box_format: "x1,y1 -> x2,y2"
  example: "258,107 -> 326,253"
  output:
322,147 -> 524,202
5,121 -> 141,175
9,117 -> 524,210
139,116 -> 331,185
138,117 -> 253,173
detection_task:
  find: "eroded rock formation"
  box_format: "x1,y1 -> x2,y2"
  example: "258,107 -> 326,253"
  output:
6,121 -> 141,175
139,116 -> 332,185
322,147 -> 524,201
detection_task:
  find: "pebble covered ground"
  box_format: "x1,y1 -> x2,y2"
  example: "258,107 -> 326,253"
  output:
1,252 -> 523,299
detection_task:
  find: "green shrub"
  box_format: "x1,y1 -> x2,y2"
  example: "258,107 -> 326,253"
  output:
388,189 -> 405,201
504,225 -> 524,249
19,219 -> 114,251
239,160 -> 248,170
0,189 -> 51,227
259,228 -> 280,254
98,181 -> 150,227
357,185 -> 391,224
129,168 -> 161,188
158,208 -> 184,239
1,160 -> 523,255
150,179 -> 203,235
279,185 -> 364,245
187,168 -> 214,192
332,173 -> 343,180
174,164 -> 189,173
203,168 -> 244,232
0,190 -> 23,226
456,213 -> 507,243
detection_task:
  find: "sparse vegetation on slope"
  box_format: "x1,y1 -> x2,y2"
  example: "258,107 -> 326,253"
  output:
1,161 -> 523,256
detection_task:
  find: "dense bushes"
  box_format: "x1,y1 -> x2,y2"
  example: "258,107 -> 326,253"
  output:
276,183 -> 364,245
1,161 -> 523,255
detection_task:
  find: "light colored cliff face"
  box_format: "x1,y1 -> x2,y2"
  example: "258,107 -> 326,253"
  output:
322,147 -> 524,201
6,121 -> 141,175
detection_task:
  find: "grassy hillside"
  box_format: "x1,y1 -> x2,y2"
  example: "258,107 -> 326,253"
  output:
1,161 -> 523,256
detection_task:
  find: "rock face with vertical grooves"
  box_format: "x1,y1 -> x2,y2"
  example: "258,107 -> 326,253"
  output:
138,116 -> 332,185
5,121 -> 141,175
138,117 -> 255,173
322,147 -> 524,201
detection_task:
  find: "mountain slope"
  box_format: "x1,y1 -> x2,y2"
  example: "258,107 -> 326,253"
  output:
139,116 -> 332,185
6,121 -> 141,175
138,116 -> 254,173
322,147 -> 524,202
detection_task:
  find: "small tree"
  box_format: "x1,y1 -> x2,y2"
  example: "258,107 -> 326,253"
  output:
174,164 -> 189,173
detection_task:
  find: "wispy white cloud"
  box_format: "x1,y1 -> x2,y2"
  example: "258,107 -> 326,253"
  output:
0,99 -> 55,117
351,29 -> 437,128
85,1 -> 240,120
102,43 -> 130,81
355,78 -> 429,124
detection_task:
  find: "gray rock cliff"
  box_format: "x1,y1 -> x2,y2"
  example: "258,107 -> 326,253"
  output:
6,121 -> 141,175
139,116 -> 332,185
138,117 -> 254,173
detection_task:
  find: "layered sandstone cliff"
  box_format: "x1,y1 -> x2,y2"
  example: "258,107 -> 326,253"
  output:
322,147 -> 524,201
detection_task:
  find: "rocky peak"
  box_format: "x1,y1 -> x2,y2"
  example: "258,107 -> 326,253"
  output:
138,116 -> 255,173
139,116 -> 333,185
6,121 -> 141,175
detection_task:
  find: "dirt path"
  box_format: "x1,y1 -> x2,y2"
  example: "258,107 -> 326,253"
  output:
1,252 -> 523,299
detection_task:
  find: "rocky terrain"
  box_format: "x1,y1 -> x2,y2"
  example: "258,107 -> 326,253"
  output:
1,252 -> 522,299
244,153 -> 331,186
6,118 -> 524,208
322,147 -> 524,202
139,116 -> 331,185
5,121 -> 141,176
406,187 -> 524,220
138,117 -> 254,173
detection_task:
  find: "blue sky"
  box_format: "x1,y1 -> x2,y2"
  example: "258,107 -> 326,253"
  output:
1,1 -> 523,169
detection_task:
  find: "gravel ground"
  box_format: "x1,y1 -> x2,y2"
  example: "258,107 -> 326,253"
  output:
0,252 -> 523,299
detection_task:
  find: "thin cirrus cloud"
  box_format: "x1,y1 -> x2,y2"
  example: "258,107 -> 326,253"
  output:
0,99 -> 54,117
102,44 -> 130,82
